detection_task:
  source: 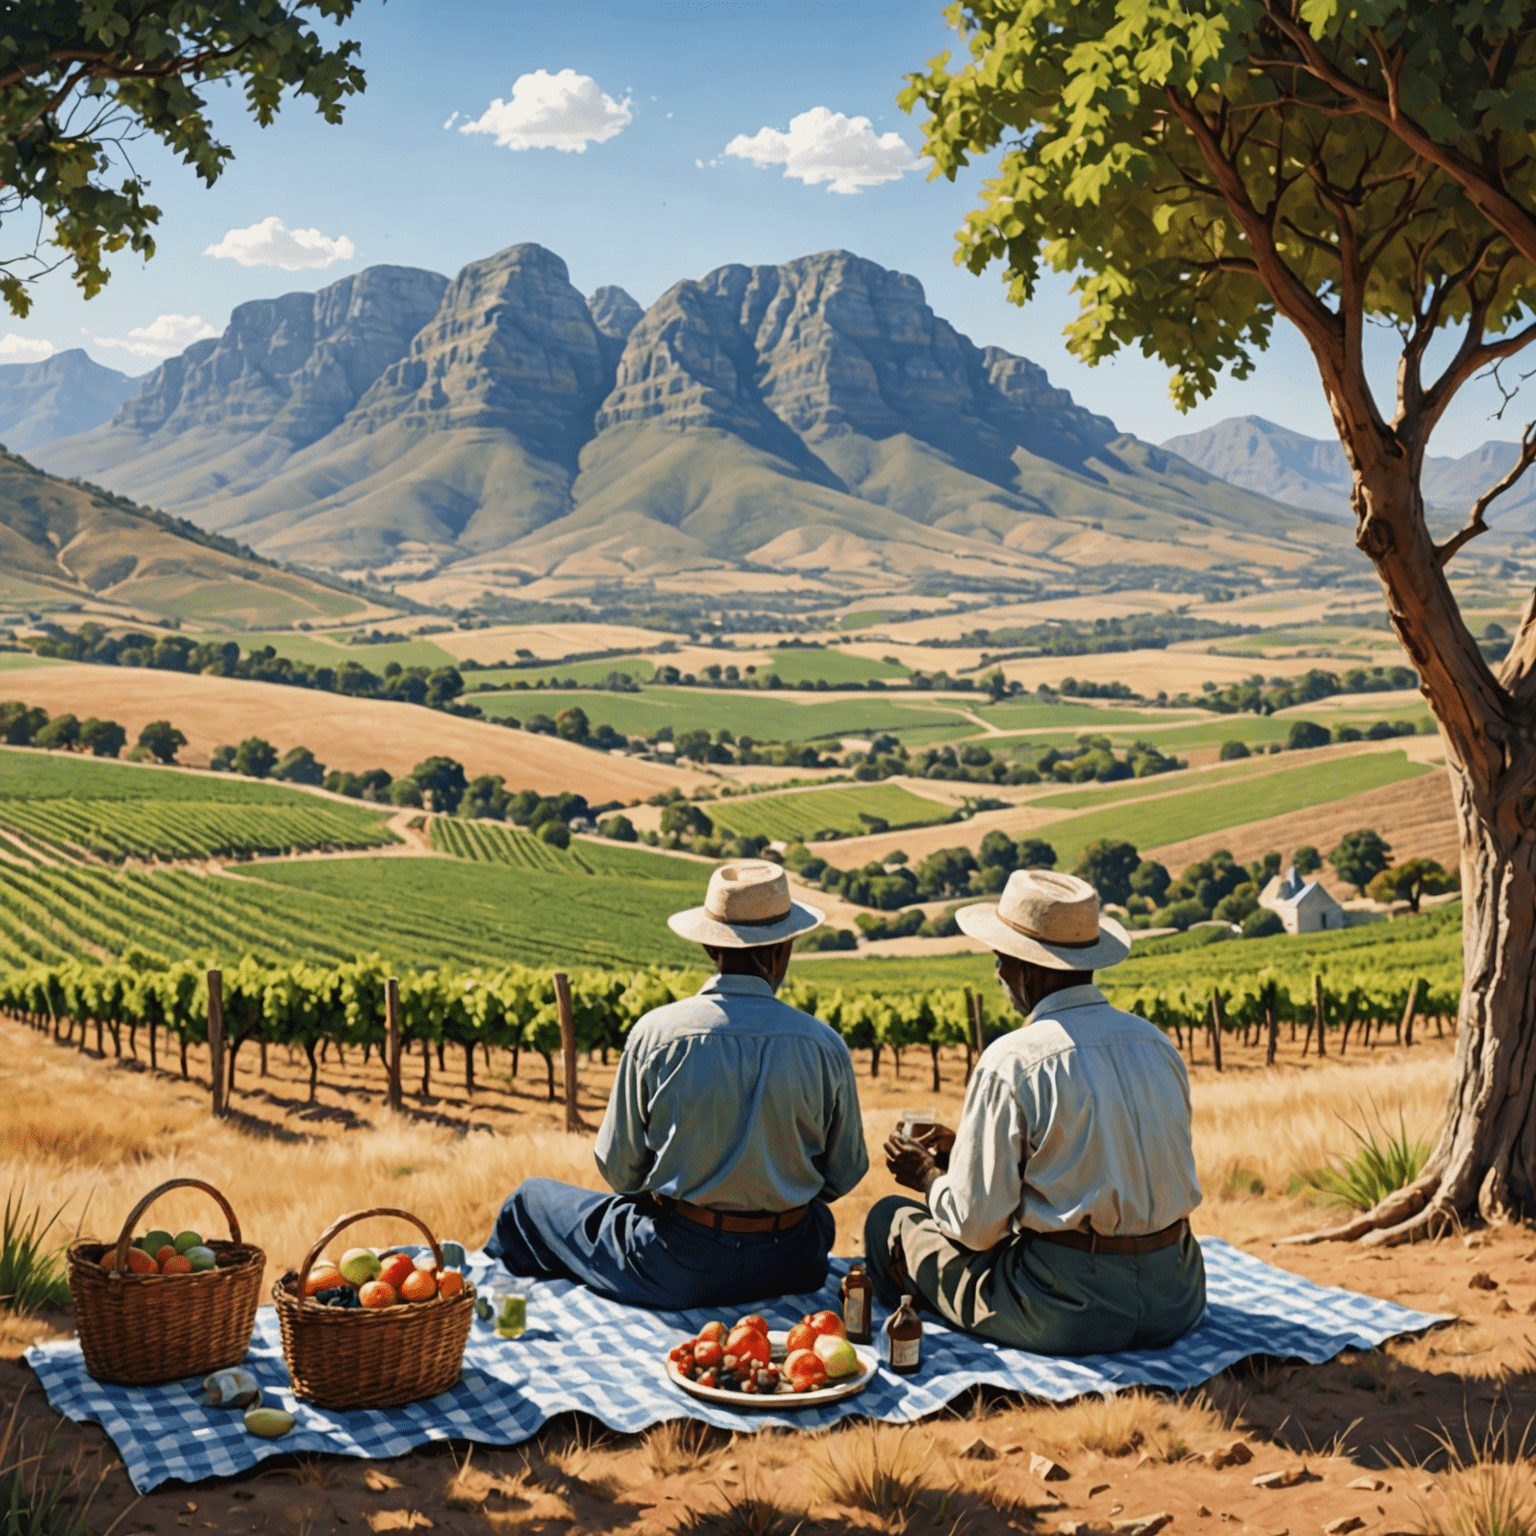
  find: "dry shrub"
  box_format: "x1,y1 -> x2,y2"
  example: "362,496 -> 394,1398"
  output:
647,1418 -> 722,1477
681,1473 -> 799,1536
1414,1421 -> 1536,1536
809,1423 -> 933,1519
540,1422 -> 623,1501
1018,1389 -> 1230,1461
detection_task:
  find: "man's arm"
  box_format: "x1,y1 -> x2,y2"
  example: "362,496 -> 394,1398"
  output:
925,1069 -> 1027,1251
593,1043 -> 653,1193
816,1044 -> 871,1201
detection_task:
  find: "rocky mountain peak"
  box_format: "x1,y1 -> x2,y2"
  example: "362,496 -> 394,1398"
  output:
588,286 -> 644,343
0,349 -> 137,453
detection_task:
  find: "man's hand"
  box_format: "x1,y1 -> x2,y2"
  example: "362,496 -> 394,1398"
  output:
884,1132 -> 943,1194
916,1123 -> 955,1169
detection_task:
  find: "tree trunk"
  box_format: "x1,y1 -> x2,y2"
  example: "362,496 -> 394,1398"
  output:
421,1037 -> 431,1099
305,1039 -> 318,1102
870,1044 -> 881,1078
464,1042 -> 475,1097
541,1050 -> 555,1101
148,1019 -> 157,1072
1264,981 -> 1278,1067
928,1042 -> 941,1093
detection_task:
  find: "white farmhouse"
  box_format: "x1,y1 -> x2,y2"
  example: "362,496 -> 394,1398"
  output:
1257,865 -> 1348,934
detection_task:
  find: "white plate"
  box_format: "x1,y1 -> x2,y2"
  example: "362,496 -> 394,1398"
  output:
663,1328 -> 880,1409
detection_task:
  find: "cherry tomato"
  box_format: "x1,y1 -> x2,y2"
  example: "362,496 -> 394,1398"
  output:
736,1313 -> 769,1336
694,1339 -> 723,1368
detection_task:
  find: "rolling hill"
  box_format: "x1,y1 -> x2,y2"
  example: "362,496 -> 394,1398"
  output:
0,449 -> 382,627
36,246 -> 1352,601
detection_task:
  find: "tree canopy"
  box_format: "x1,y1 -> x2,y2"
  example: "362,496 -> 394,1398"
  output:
1,1 -> 368,315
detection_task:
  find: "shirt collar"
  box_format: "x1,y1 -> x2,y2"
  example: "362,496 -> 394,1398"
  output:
699,973 -> 778,999
1025,982 -> 1107,1025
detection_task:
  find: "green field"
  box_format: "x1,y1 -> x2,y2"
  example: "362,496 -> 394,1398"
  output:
975,700 -> 1195,731
428,817 -> 703,884
470,657 -> 656,688
0,652 -> 71,672
1040,749 -> 1429,868
207,631 -> 463,671
759,648 -> 909,685
0,750 -> 397,862
1030,752 -> 1315,811
713,783 -> 957,841
1100,707 -> 1434,751
469,685 -> 979,743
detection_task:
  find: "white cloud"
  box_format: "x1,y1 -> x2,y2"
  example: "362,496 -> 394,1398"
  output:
0,335 -> 55,364
723,106 -> 919,193
96,314 -> 219,359
443,111 -> 459,130
203,216 -> 356,271
460,69 -> 631,152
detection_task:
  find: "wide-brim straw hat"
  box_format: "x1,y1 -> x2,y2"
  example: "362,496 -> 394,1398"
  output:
669,860 -> 824,948
957,869 -> 1129,970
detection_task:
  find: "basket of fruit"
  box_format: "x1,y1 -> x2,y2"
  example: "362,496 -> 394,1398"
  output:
664,1309 -> 877,1408
273,1206 -> 475,1410
67,1178 -> 265,1386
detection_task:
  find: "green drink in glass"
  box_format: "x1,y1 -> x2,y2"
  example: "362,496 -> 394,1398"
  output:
495,1292 -> 527,1339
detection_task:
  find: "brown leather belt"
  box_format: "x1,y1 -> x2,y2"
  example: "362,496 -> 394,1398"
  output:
1032,1217 -> 1188,1256
658,1196 -> 810,1234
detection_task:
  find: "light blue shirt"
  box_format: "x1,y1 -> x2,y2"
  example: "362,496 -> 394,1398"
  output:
928,984 -> 1202,1249
594,973 -> 869,1211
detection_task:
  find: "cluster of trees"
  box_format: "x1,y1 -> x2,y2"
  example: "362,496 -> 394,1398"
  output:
928,614 -> 1255,656
23,626 -> 478,718
1,700 -> 187,764
1176,667 -> 1420,717
1219,718 -> 1421,760
842,733 -> 1184,789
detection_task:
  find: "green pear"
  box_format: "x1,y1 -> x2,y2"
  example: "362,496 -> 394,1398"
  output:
243,1407 -> 295,1438
813,1332 -> 861,1379
338,1247 -> 382,1286
173,1230 -> 204,1254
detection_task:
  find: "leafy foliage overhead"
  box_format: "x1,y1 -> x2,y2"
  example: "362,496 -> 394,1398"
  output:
0,1 -> 368,315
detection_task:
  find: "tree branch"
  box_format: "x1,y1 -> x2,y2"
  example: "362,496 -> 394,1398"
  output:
1436,420 -> 1536,566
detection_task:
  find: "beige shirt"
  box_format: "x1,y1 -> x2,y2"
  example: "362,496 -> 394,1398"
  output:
927,984 -> 1202,1250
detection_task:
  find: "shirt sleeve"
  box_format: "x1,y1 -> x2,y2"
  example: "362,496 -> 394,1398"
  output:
926,1064 -> 1029,1251
593,1040 -> 653,1194
816,1040 -> 871,1202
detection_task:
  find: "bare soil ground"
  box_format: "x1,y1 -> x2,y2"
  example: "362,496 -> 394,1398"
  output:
0,663 -> 702,802
5,1014 -> 1532,1536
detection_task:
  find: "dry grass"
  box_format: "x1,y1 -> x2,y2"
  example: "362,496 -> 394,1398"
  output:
807,1423 -> 934,1519
681,1473 -> 801,1536
1011,1389 -> 1232,1462
647,1419 -> 724,1477
1412,1420 -> 1536,1536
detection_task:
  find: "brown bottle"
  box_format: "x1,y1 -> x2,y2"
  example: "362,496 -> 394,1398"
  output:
840,1261 -> 873,1344
885,1293 -> 922,1375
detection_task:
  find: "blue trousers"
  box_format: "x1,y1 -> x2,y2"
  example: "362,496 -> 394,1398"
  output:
486,1178 -> 836,1310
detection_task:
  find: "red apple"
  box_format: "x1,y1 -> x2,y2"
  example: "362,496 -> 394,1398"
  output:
785,1321 -> 816,1354
784,1349 -> 827,1393
694,1339 -> 723,1367
726,1325 -> 770,1368
698,1320 -> 727,1344
807,1310 -> 846,1339
736,1313 -> 769,1336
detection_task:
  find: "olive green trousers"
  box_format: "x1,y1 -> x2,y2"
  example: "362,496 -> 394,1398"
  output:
863,1196 -> 1206,1356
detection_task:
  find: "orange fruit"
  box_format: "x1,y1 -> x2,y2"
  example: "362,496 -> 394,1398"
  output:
400,1269 -> 437,1303
358,1280 -> 397,1309
155,1245 -> 179,1267
378,1253 -> 416,1292
121,1247 -> 158,1274
161,1254 -> 193,1275
436,1270 -> 465,1299
303,1266 -> 344,1296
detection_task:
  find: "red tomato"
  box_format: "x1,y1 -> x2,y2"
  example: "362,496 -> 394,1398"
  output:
785,1321 -> 816,1355
784,1348 -> 827,1392
726,1326 -> 770,1368
668,1342 -> 694,1365
693,1339 -> 723,1367
807,1310 -> 846,1339
736,1313 -> 769,1336
698,1320 -> 727,1344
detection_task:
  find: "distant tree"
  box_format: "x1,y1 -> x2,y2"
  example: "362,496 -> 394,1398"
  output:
555,706 -> 591,744
1073,838 -> 1141,907
412,756 -> 467,814
539,819 -> 571,849
34,714 -> 80,751
137,719 -> 186,763
1294,846 -> 1323,877
660,801 -> 712,839
1161,899 -> 1206,932
1368,857 -> 1459,914
0,1 -> 370,317
1219,740 -> 1250,761
274,746 -> 324,786
1130,858 -> 1171,905
0,703 -> 47,745
233,737 -> 277,778
1329,830 -> 1393,897
1243,909 -> 1285,940
598,814 -> 637,842
1247,851 -> 1283,886
524,714 -> 556,736
985,669 -> 1007,702
209,744 -> 236,773
79,717 -> 126,758
977,830 -> 1017,870
424,667 -> 464,710
462,774 -> 510,820
1286,721 -> 1331,752
389,777 -> 422,808
1016,837 -> 1057,870
915,845 -> 979,899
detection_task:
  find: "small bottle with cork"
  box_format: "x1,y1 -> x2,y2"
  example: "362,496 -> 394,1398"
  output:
840,1260 -> 873,1344
885,1293 -> 922,1375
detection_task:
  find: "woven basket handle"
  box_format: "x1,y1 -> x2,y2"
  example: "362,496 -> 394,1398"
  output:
295,1207 -> 446,1308
111,1178 -> 241,1275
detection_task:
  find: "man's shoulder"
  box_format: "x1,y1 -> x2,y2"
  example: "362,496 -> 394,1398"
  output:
982,1002 -> 1177,1071
628,991 -> 848,1056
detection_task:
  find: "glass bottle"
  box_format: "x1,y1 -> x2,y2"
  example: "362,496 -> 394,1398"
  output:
885,1293 -> 921,1375
841,1261 -> 873,1344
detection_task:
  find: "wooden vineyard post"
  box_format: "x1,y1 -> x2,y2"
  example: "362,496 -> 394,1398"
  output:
1264,980 -> 1278,1067
1400,979 -> 1420,1048
1313,973 -> 1327,1058
207,968 -> 226,1119
385,976 -> 402,1112
555,972 -> 579,1133
969,988 -> 985,1061
1207,991 -> 1224,1073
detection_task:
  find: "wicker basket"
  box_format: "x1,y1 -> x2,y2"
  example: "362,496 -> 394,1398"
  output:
67,1178 -> 265,1386
273,1207 -> 475,1410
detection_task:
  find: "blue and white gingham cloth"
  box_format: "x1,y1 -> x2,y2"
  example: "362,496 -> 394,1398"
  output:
26,1238 -> 1444,1493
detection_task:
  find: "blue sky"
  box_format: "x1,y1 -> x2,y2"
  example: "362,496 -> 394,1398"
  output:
3,0 -> 1520,458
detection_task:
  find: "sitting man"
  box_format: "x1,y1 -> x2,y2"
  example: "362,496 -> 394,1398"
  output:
865,868 -> 1205,1354
487,860 -> 869,1309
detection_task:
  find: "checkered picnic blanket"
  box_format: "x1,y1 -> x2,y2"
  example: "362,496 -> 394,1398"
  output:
25,1237 -> 1444,1494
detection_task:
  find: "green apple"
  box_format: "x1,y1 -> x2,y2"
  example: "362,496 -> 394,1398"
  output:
173,1230 -> 204,1254
813,1333 -> 861,1379
339,1247 -> 382,1286
185,1246 -> 218,1272
140,1229 -> 175,1255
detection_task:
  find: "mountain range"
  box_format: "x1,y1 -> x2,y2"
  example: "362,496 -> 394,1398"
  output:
1162,414 -> 1536,530
30,246 -> 1361,600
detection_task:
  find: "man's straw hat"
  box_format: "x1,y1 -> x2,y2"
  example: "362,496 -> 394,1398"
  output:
669,860 -> 824,948
957,869 -> 1129,970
